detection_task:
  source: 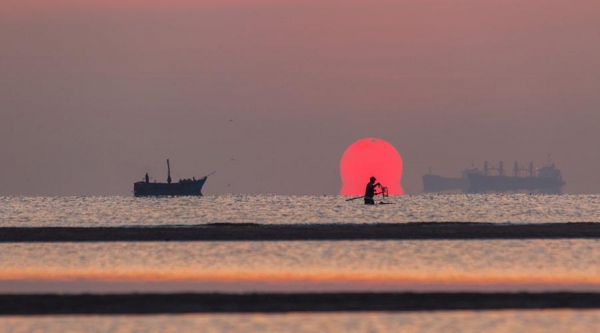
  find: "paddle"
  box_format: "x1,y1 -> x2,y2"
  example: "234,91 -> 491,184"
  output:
345,196 -> 365,201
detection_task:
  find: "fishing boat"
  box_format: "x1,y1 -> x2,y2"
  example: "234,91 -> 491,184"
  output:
134,159 -> 213,197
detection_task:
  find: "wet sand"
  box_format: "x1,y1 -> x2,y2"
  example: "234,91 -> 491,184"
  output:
2,223 -> 600,242
2,292 -> 600,315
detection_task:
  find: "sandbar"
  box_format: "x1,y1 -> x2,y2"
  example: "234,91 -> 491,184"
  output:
1,223 -> 600,242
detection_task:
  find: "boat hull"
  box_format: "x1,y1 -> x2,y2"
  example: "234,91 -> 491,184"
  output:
134,178 -> 206,197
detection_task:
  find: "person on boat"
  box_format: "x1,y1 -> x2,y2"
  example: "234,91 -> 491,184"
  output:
364,176 -> 381,205
145,173 -> 149,183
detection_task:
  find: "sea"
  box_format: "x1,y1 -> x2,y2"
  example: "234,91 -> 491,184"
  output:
1,194 -> 600,332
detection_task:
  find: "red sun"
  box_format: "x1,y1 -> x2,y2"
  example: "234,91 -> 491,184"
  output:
340,138 -> 404,195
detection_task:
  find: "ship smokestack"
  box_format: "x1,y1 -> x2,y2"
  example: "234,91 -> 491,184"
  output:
529,162 -> 534,177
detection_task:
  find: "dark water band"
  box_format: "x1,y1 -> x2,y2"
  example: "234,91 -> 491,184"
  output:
1,292 -> 600,315
1,223 -> 600,242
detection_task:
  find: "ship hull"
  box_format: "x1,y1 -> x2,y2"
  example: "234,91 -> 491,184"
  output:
134,178 -> 206,197
467,174 -> 565,194
422,175 -> 467,193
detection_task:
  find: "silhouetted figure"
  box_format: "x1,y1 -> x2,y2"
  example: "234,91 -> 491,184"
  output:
167,159 -> 172,184
145,173 -> 149,183
365,176 -> 380,205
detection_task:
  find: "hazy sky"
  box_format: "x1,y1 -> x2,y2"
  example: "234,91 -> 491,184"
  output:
1,0 -> 599,196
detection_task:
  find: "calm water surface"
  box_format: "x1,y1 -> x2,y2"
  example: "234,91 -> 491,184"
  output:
3,310 -> 600,333
2,240 -> 600,293
2,194 -> 600,332
1,194 -> 599,226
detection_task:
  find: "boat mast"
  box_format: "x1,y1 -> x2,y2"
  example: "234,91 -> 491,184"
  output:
167,159 -> 172,184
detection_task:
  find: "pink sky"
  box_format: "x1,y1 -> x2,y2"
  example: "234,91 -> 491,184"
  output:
1,0 -> 599,195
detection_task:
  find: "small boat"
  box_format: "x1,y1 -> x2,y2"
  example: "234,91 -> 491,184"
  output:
134,159 -> 213,197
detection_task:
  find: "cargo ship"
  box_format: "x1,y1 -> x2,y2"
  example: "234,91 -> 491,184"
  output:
423,160 -> 565,194
134,159 -> 213,197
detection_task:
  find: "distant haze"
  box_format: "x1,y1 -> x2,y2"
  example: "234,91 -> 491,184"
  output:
1,0 -> 599,196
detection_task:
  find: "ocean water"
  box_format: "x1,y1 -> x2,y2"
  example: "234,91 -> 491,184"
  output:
2,194 -> 600,332
3,240 -> 600,294
3,310 -> 600,333
1,194 -> 599,226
